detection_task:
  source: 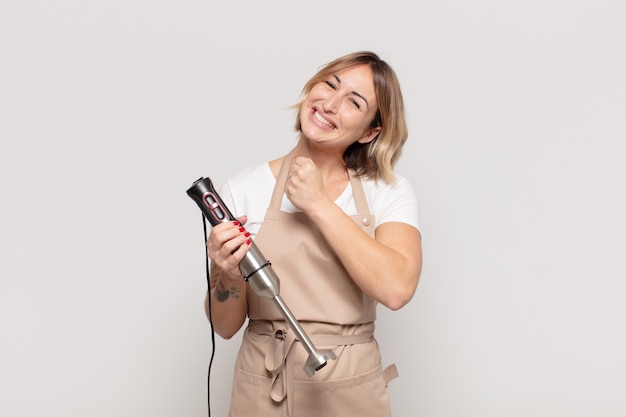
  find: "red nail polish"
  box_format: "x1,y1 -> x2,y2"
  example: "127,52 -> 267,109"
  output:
239,227 -> 245,232
244,232 -> 250,237
233,221 -> 240,226
246,239 -> 251,245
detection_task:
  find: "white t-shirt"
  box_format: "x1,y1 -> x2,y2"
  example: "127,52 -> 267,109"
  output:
218,163 -> 420,238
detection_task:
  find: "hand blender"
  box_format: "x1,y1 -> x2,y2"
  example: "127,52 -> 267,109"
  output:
187,177 -> 337,376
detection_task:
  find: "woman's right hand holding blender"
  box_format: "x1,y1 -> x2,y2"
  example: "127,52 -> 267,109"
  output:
205,215 -> 250,338
207,215 -> 251,279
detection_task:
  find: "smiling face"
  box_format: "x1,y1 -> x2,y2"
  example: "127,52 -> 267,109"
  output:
298,64 -> 381,153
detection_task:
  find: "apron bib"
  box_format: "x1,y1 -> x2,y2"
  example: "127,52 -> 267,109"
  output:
228,150 -> 398,417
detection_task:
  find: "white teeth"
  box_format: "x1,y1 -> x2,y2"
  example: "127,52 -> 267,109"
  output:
314,111 -> 334,128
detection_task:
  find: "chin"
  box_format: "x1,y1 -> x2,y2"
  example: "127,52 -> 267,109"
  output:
300,124 -> 323,141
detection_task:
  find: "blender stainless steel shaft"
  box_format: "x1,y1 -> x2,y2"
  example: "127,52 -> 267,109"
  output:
187,177 -> 336,376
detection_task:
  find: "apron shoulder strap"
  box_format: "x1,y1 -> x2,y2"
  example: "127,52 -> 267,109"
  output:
269,150 -> 294,210
348,169 -> 372,218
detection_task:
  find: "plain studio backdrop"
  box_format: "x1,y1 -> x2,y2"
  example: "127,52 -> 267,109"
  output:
1,1 -> 624,416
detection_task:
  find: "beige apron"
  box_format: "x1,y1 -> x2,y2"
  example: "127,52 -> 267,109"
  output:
228,151 -> 398,417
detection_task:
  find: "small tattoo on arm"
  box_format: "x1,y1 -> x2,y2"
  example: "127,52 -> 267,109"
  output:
215,277 -> 240,302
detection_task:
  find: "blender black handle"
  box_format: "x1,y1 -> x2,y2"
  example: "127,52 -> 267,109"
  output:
186,177 -> 236,226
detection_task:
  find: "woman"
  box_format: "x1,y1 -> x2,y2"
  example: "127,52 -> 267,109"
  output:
206,51 -> 422,416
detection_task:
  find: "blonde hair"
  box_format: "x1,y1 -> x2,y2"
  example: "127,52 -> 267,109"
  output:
294,51 -> 408,182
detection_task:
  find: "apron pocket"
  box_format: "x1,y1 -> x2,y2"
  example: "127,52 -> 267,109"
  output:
229,368 -> 283,417
292,363 -> 392,417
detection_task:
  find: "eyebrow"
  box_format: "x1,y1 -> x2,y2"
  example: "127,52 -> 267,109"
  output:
333,75 -> 370,109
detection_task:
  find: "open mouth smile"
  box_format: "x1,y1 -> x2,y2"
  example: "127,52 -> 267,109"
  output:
313,109 -> 336,129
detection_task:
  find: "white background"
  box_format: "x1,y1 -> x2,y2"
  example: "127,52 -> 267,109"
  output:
1,1 -> 625,416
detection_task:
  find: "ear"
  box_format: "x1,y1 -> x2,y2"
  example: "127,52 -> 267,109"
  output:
357,126 -> 382,144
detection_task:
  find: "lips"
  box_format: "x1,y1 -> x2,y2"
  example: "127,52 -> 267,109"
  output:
313,109 -> 336,129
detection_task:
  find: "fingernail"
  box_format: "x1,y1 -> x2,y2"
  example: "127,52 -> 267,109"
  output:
239,227 -> 245,232
233,221 -> 240,226
244,232 -> 250,237
246,239 -> 251,245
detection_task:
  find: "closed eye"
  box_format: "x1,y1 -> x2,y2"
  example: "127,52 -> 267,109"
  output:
349,98 -> 361,109
325,80 -> 337,90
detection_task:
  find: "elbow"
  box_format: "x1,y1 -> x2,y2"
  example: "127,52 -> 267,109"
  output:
211,316 -> 245,340
383,247 -> 422,311
384,289 -> 415,311
215,327 -> 238,340
386,298 -> 409,311
208,314 -> 246,340
383,274 -> 420,311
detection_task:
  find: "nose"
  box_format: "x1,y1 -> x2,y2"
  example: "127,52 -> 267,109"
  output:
322,91 -> 341,114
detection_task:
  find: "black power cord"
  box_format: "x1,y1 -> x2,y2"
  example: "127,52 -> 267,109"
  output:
202,214 -> 216,417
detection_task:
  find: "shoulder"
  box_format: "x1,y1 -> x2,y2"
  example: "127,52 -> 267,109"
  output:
360,173 -> 420,230
224,163 -> 273,191
361,173 -> 417,201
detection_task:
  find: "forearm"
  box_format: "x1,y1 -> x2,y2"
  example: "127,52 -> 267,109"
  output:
205,267 -> 248,339
307,200 -> 422,310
